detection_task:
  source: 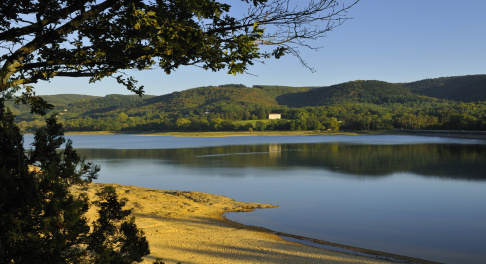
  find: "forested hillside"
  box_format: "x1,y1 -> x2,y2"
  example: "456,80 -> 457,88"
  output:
62,94 -> 155,115
6,76 -> 486,132
135,85 -> 279,115
39,94 -> 101,106
276,80 -> 432,107
253,85 -> 317,98
404,75 -> 486,102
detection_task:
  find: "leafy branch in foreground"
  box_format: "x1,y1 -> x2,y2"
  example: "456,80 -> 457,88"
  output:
1,0 -> 359,112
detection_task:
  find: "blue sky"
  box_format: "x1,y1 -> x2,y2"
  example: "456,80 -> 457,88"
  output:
35,0 -> 486,96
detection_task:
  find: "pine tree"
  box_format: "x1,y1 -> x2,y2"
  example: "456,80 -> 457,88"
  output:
0,99 -> 149,263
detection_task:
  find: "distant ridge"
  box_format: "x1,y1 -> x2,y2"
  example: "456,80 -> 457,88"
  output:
139,85 -> 279,114
4,94 -> 99,115
30,75 -> 486,105
276,80 -> 430,107
7,75 -> 486,132
11,75 -> 486,113
40,94 -> 101,106
403,74 -> 486,102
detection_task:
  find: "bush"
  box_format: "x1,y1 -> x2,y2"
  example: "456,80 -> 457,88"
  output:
0,99 -> 150,263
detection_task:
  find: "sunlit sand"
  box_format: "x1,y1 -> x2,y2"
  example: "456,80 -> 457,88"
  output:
73,183 -> 395,264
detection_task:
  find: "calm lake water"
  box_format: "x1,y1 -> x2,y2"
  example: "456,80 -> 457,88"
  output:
24,134 -> 486,264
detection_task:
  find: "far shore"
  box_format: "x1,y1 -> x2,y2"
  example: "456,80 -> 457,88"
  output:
72,183 -> 439,264
62,130 -> 362,137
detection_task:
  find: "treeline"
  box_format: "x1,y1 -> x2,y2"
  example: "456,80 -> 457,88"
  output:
14,100 -> 486,132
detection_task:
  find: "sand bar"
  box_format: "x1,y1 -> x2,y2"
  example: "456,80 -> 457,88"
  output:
73,183 -> 406,264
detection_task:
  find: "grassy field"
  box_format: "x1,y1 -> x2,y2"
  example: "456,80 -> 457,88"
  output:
232,119 -> 271,126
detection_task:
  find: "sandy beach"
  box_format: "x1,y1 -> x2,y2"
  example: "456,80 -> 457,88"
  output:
71,183 -> 400,264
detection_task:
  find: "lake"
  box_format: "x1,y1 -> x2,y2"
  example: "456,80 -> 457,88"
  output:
23,134 -> 486,264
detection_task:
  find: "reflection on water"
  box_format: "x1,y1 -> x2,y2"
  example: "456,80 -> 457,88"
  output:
77,143 -> 486,181
268,144 -> 282,158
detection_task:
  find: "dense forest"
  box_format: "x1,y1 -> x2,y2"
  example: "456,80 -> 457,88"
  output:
5,75 -> 486,132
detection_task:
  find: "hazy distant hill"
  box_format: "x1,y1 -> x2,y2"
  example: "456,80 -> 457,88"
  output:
403,75 -> 486,102
40,94 -> 101,106
5,94 -> 99,115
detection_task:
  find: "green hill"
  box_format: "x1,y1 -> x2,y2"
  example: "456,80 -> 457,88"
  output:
276,80 -> 432,107
65,94 -> 155,115
135,85 -> 279,115
403,75 -> 486,102
40,94 -> 101,106
253,85 -> 317,98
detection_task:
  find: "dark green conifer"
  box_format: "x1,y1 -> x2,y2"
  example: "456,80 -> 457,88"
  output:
0,99 -> 150,263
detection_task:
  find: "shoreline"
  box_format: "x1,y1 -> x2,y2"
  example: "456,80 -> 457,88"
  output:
63,130 -> 362,137
73,183 -> 437,264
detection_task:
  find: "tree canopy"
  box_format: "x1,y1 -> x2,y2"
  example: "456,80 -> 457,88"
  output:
1,0 -> 358,102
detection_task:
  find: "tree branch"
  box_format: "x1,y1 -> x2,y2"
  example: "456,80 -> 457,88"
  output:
0,0 -> 119,91
0,0 -> 93,42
